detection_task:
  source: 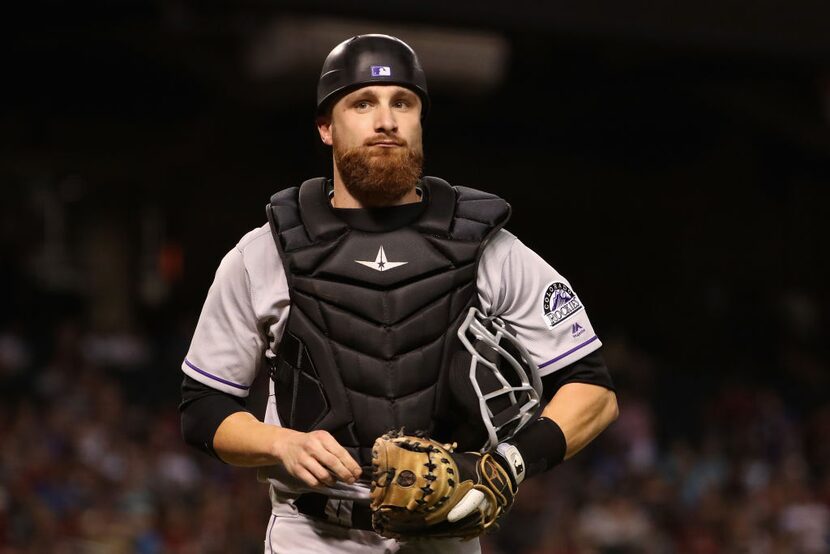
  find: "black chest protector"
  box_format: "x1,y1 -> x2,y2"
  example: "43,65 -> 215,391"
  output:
266,177 -> 510,467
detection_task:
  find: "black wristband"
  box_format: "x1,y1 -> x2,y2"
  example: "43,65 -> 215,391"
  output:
500,417 -> 567,481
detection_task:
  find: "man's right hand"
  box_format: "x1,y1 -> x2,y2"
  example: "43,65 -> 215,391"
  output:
212,412 -> 362,488
271,428 -> 363,488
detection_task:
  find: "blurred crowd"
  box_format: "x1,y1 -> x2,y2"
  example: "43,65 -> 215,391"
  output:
489,339 -> 830,554
0,322 -> 270,553
1,317 -> 829,553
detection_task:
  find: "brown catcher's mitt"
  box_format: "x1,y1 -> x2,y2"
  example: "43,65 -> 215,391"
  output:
369,431 -> 517,540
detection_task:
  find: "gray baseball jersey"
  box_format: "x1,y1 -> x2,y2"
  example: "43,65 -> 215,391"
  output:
182,223 -> 601,503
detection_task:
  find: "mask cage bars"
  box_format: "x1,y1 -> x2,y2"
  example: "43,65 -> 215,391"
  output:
456,307 -> 543,452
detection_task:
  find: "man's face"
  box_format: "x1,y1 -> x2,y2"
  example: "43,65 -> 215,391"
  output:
317,85 -> 424,207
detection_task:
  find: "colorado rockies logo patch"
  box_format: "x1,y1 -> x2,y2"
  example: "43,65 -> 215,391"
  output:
541,282 -> 583,329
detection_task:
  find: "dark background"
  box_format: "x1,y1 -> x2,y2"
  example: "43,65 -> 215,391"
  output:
2,2 -> 829,552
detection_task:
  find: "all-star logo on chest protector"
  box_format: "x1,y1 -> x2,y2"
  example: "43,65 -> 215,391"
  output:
355,246 -> 408,272
542,281 -> 583,329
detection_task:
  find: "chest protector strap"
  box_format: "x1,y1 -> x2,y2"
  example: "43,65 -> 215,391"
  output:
266,177 -> 510,467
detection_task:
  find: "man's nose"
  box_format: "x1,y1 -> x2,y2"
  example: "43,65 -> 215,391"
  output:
374,104 -> 398,133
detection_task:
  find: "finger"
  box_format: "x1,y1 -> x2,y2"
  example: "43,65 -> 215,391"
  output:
448,489 -> 486,522
293,466 -> 322,489
314,448 -> 358,483
317,432 -> 362,478
301,456 -> 336,487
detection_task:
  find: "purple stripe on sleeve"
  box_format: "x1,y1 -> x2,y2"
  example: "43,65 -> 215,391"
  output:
184,358 -> 250,390
538,335 -> 599,369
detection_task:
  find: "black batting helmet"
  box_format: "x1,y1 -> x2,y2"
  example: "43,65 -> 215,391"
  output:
316,34 -> 430,117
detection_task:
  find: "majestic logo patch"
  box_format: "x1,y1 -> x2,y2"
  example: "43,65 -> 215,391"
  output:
571,323 -> 586,338
355,246 -> 407,272
371,65 -> 391,77
542,282 -> 583,329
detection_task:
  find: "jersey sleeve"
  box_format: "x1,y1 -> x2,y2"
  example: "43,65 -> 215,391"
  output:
477,230 -> 602,377
182,227 -> 289,397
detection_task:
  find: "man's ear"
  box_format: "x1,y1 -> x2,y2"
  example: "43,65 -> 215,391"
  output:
316,115 -> 333,146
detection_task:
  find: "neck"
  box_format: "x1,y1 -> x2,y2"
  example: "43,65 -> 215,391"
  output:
331,165 -> 420,208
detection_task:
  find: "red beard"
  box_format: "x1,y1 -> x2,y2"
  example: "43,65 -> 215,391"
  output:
334,140 -> 424,207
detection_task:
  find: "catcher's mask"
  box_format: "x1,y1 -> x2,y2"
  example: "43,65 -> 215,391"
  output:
453,307 -> 543,452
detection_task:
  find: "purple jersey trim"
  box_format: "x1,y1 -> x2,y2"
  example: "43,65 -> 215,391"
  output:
538,335 -> 599,369
184,358 -> 250,390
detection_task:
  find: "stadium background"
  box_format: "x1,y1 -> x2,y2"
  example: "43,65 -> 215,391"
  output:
3,2 -> 830,552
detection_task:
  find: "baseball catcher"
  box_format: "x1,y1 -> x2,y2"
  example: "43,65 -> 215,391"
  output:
179,33 -> 619,553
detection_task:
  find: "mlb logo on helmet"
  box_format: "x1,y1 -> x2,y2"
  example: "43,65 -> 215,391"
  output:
371,65 -> 392,77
